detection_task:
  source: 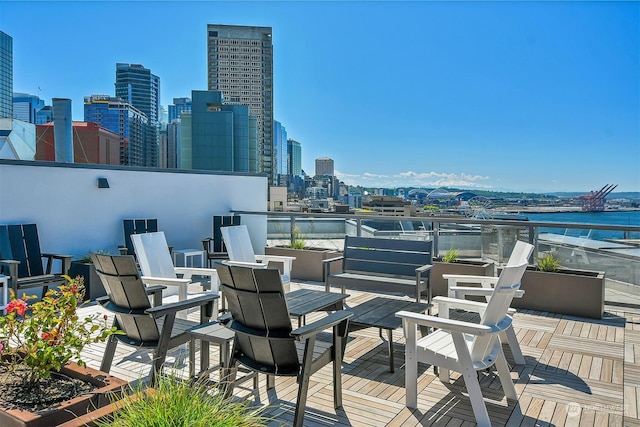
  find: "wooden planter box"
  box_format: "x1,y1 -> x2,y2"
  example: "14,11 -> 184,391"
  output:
67,262 -> 106,301
508,267 -> 605,319
0,361 -> 127,427
430,260 -> 496,297
265,247 -> 342,282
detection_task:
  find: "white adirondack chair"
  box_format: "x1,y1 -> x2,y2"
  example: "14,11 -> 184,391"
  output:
396,259 -> 529,427
441,240 -> 534,365
219,225 -> 295,287
131,232 -> 220,315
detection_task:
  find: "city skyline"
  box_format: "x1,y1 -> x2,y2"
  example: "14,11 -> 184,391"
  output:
1,1 -> 638,193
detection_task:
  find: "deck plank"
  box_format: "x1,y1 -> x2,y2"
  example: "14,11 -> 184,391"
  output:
72,280 -> 637,427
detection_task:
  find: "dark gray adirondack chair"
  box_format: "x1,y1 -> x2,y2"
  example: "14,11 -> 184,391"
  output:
201,215 -> 241,267
216,263 -> 353,427
92,253 -> 218,384
121,218 -> 174,256
0,223 -> 72,297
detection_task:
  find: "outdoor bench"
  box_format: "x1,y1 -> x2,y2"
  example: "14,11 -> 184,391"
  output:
323,235 -> 433,304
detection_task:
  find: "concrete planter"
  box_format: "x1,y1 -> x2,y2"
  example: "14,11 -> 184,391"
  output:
68,261 -> 106,301
265,247 -> 342,282
509,267 -> 605,319
431,260 -> 496,297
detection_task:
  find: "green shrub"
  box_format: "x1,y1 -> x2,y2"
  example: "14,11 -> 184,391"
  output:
97,374 -> 267,427
289,226 -> 306,249
442,248 -> 459,263
537,253 -> 560,272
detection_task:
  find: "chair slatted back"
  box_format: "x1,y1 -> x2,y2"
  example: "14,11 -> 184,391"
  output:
470,260 -> 529,362
507,240 -> 534,267
343,236 -> 432,277
131,231 -> 176,279
91,253 -> 160,344
0,224 -> 45,278
212,215 -> 241,253
220,225 -> 259,264
123,219 -> 158,256
216,263 -> 299,375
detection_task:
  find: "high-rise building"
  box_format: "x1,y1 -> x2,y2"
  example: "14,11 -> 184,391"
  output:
315,157 -> 334,177
0,31 -> 13,119
287,139 -> 302,176
182,90 -> 258,173
207,24 -> 274,183
168,97 -> 192,123
13,93 -> 44,123
36,105 -> 52,124
115,63 -> 160,167
287,138 -> 303,197
274,120 -> 287,185
84,95 -> 148,166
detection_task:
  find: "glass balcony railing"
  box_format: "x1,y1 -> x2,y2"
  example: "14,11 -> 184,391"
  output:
235,210 -> 640,307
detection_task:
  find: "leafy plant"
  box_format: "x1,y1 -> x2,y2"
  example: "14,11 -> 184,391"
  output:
537,253 -> 560,272
0,276 -> 120,389
97,373 -> 267,426
76,250 -> 110,264
289,226 -> 307,249
442,248 -> 459,263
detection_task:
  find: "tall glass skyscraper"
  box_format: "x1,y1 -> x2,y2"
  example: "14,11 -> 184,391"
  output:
206,24 -> 274,183
168,97 -> 191,123
0,31 -> 13,119
84,95 -> 148,166
185,90 -> 257,173
13,93 -> 44,123
274,120 -> 287,185
115,63 -> 160,167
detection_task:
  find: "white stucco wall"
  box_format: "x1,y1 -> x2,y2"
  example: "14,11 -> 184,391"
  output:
0,160 -> 268,259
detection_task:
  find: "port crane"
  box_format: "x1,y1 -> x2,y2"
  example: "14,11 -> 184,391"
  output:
577,184 -> 617,212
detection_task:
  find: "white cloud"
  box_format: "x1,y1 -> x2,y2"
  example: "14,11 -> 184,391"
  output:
335,169 -> 491,189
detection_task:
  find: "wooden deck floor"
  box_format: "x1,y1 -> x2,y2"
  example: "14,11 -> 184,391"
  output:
77,280 -> 640,427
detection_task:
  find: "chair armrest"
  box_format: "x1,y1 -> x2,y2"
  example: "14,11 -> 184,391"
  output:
291,310 -> 353,341
223,260 -> 268,269
434,295 -> 489,310
416,264 -> 433,274
145,292 -> 219,318
256,255 -> 296,262
323,256 -> 344,265
140,276 -> 191,287
443,274 -> 498,282
396,310 -> 493,335
449,286 -> 524,299
175,267 -> 217,276
41,253 -> 73,274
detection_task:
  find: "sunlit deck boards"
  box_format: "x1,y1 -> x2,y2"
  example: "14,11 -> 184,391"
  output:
77,281 -> 640,426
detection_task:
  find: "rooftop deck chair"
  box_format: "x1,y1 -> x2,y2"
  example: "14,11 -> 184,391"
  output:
130,231 -> 220,316
216,263 -> 352,427
0,223 -> 72,298
220,225 -> 296,288
121,219 -> 172,256
442,240 -> 534,365
202,215 -> 241,267
397,259 -> 529,427
91,253 -> 218,384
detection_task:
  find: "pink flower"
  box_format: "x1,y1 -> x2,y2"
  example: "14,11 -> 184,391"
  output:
0,342 -> 3,352
6,299 -> 28,316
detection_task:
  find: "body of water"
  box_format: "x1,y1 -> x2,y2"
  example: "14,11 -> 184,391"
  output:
525,210 -> 640,241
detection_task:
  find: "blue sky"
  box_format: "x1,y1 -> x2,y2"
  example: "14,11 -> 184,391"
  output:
1,1 -> 638,193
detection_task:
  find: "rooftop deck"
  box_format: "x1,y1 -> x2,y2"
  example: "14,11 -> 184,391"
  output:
78,280 -> 640,427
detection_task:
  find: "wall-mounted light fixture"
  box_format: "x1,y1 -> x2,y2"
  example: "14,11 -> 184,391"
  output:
97,177 -> 110,189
